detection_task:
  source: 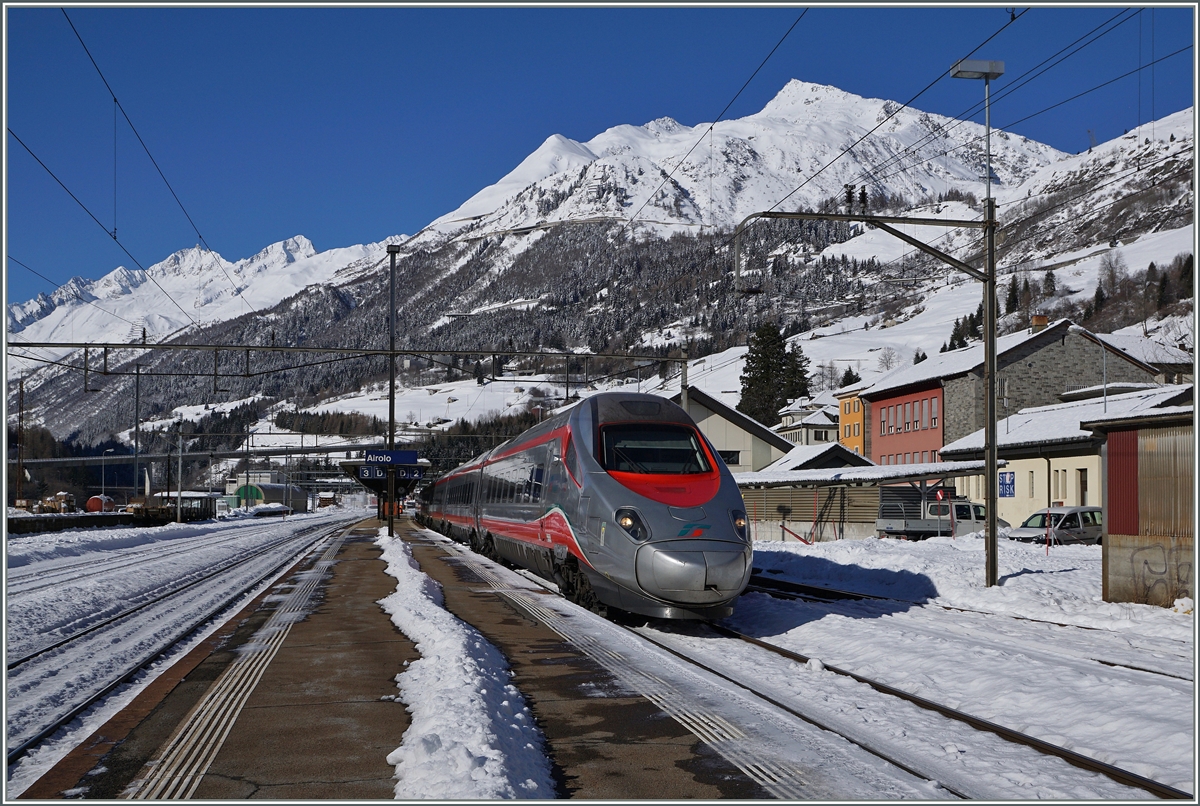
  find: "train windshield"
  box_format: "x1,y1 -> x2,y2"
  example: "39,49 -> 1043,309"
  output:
600,424 -> 711,474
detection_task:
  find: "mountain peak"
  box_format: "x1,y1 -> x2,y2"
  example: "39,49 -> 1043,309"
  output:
757,78 -> 865,118
644,116 -> 683,135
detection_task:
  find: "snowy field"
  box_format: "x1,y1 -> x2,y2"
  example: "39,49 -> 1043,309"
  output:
6,513 -> 1193,798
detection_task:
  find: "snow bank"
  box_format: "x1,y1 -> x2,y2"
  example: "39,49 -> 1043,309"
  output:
375,530 -> 554,799
752,532 -> 1193,641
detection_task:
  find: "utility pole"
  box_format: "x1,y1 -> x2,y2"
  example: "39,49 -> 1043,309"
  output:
176,425 -> 183,523
134,364 -> 140,503
387,243 -> 400,537
680,346 -> 689,413
16,379 -> 24,502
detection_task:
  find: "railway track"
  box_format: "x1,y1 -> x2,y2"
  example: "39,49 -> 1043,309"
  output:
642,623 -> 1191,799
7,523 -> 339,667
745,573 -> 1194,682
419,531 -> 1188,799
5,517 -> 357,767
6,520 -> 300,598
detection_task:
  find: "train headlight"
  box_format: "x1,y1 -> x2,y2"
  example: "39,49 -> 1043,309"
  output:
731,509 -> 748,540
615,508 -> 650,542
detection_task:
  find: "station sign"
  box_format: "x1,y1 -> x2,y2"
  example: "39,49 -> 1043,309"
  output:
359,465 -> 424,480
364,449 -> 419,465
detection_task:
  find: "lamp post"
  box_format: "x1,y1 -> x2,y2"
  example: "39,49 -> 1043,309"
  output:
952,58 -> 1004,588
101,448 -> 114,498
1068,324 -> 1107,412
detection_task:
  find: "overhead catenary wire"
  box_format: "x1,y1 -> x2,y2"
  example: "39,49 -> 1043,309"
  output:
768,9 -> 1029,215
845,8 -> 1140,192
7,127 -> 198,328
863,42 -> 1192,194
60,8 -> 256,315
618,9 -> 809,238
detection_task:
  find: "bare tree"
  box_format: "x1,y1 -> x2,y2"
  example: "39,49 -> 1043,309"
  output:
877,346 -> 900,372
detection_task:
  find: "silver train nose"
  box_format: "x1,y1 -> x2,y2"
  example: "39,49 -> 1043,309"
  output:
634,539 -> 752,605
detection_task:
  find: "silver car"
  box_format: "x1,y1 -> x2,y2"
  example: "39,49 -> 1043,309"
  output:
1006,506 -> 1103,545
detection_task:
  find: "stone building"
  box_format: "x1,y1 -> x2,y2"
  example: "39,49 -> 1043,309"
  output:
859,318 -> 1161,466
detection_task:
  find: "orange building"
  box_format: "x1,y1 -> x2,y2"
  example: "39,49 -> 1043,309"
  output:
835,382 -> 868,456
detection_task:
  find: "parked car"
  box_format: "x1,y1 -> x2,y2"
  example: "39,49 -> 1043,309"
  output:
1006,506 -> 1103,545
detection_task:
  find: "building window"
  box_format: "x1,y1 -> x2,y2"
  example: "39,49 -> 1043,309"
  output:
853,423 -> 860,437
718,450 -> 740,466
922,398 -> 929,429
903,402 -> 911,431
922,451 -> 929,463
889,406 -> 895,434
931,397 -> 939,427
1078,468 -> 1088,506
1028,470 -> 1035,498
905,453 -> 911,464
844,424 -> 851,438
844,401 -> 851,414
854,399 -> 860,412
881,411 -> 887,436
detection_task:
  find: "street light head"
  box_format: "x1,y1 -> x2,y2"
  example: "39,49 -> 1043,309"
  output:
950,59 -> 1005,80
386,244 -> 401,255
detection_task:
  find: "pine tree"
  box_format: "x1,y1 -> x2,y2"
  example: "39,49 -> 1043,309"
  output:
1157,275 -> 1171,310
737,322 -> 790,426
782,343 -> 811,401
1005,275 -> 1019,314
840,366 -> 861,386
913,348 -> 928,364
1043,269 -> 1057,297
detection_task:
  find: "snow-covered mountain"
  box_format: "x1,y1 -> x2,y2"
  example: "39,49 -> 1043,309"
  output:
7,235 -> 407,365
7,79 -> 1192,444
422,79 -> 1064,244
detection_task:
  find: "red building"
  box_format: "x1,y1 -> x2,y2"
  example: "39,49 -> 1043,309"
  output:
870,386 -> 943,465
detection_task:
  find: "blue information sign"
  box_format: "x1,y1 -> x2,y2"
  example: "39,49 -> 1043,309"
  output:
364,450 -> 419,465
999,471 -> 1015,498
359,464 -> 424,480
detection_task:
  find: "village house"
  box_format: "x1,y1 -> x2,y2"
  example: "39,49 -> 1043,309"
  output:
857,318 -> 1161,466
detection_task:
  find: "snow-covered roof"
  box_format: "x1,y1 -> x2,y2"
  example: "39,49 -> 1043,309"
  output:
1081,405 -> 1195,432
799,407 -> 839,427
861,319 -> 1163,399
940,384 -> 1192,456
861,320 -> 1073,398
761,442 -> 873,472
735,460 -> 991,489
1095,333 -> 1193,367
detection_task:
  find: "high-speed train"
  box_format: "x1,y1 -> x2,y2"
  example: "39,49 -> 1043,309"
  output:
418,392 -> 752,619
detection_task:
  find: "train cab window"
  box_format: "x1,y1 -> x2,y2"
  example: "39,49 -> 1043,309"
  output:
600,424 -> 711,474
564,439 -> 581,485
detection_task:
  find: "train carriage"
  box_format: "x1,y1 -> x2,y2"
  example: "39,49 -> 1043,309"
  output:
420,392 -> 752,620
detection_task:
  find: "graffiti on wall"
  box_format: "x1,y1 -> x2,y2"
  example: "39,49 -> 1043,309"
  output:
1129,543 -> 1193,606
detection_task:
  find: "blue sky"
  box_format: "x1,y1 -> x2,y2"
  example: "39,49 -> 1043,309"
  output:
5,5 -> 1194,305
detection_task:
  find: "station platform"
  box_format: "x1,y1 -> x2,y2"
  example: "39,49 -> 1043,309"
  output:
23,518 -> 760,799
